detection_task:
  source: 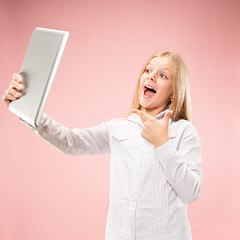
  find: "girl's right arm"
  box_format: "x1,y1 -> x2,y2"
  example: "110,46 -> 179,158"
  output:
2,73 -> 110,156
28,113 -> 110,156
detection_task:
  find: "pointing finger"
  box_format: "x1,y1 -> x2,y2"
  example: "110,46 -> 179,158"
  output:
131,109 -> 154,123
131,109 -> 153,119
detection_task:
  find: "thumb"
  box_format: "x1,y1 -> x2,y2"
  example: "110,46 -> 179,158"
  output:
163,110 -> 173,121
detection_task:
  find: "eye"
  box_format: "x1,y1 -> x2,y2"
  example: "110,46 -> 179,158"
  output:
145,68 -> 151,73
160,73 -> 167,79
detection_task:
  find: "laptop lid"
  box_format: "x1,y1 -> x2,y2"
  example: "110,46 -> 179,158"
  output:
9,27 -> 69,128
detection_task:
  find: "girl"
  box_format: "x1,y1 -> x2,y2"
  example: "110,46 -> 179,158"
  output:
2,50 -> 203,240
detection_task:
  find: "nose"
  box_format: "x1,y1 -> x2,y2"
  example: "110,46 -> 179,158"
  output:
148,72 -> 156,82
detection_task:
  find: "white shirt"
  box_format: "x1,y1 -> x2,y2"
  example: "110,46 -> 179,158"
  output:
24,109 -> 203,240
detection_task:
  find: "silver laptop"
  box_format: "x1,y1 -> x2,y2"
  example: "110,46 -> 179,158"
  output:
9,27 -> 69,128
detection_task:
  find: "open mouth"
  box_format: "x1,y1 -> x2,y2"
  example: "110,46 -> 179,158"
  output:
144,85 -> 156,97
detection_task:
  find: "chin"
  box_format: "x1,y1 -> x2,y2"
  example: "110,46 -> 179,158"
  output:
139,100 -> 153,109
140,96 -> 153,107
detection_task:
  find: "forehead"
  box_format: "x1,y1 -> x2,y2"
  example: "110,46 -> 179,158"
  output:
148,56 -> 172,73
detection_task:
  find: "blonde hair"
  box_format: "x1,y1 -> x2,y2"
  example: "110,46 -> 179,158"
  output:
126,50 -> 192,122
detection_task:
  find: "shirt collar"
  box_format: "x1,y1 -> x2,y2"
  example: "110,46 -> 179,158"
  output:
127,109 -> 173,126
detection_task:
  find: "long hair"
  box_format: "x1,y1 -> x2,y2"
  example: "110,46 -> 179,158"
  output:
126,50 -> 192,122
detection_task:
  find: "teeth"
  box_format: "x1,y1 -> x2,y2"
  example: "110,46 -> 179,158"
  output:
146,85 -> 154,90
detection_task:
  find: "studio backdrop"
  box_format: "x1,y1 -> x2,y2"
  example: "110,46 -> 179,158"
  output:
0,0 -> 240,239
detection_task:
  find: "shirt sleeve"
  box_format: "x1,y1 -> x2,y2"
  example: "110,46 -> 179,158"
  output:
20,113 -> 110,156
154,122 -> 203,204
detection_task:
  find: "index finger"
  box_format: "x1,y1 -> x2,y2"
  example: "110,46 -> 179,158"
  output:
12,73 -> 23,83
131,109 -> 154,122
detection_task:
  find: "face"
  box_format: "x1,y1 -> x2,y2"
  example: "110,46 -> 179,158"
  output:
139,56 -> 173,115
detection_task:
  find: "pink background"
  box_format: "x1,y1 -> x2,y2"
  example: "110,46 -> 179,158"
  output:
1,0 -> 240,239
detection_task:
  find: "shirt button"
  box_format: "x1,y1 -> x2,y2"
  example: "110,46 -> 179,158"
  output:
130,227 -> 135,232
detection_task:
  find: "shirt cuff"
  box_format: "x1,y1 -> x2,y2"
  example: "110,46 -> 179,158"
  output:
19,113 -> 47,134
154,139 -> 178,164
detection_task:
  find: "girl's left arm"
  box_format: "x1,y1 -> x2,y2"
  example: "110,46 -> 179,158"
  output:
154,122 -> 203,204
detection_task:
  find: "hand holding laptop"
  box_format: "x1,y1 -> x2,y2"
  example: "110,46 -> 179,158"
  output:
2,73 -> 24,107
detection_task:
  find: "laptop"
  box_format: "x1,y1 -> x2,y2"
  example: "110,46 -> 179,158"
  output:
9,27 -> 69,128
